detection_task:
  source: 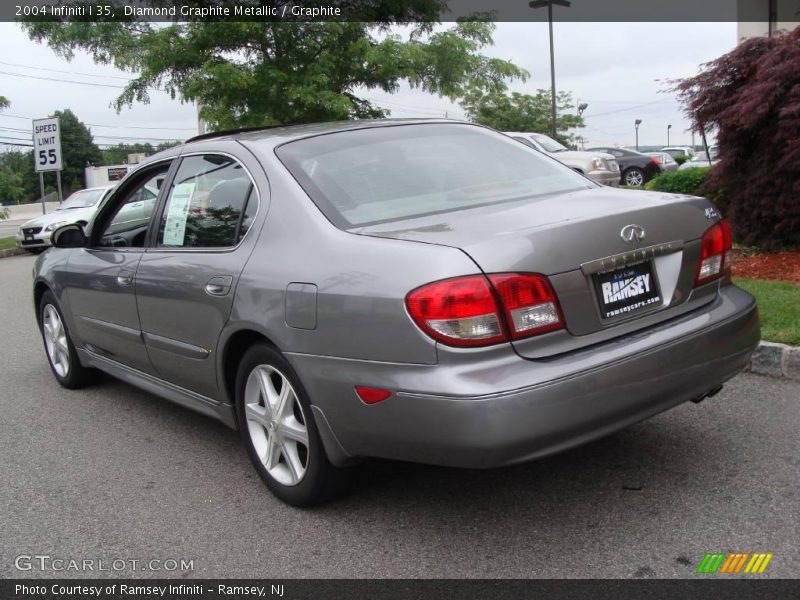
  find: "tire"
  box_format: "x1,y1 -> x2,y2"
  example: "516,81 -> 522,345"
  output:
38,290 -> 97,389
235,343 -> 350,506
624,167 -> 645,187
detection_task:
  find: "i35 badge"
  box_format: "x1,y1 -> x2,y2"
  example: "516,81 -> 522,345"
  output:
620,224 -> 645,244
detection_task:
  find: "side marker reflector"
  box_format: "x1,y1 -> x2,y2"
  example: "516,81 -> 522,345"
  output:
355,386 -> 391,404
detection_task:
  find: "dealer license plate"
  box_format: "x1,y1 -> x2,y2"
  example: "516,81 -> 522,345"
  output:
594,261 -> 661,319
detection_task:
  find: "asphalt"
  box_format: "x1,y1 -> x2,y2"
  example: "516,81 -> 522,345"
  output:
0,253 -> 798,579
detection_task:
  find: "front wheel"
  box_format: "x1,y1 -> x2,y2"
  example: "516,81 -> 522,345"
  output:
235,343 -> 350,506
39,291 -> 96,389
624,167 -> 645,187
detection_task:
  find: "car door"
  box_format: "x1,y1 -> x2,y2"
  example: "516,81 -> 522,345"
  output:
64,160 -> 175,375
134,152 -> 262,399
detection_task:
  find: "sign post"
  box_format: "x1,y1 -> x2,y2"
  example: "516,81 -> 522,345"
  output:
32,117 -> 63,215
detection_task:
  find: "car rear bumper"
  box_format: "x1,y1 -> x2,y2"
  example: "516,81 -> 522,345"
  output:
587,170 -> 620,187
288,284 -> 759,468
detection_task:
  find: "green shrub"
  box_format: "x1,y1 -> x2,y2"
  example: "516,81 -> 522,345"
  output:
673,155 -> 688,165
644,167 -> 711,195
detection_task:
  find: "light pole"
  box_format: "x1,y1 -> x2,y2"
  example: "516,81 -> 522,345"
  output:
635,119 -> 642,151
667,124 -> 672,147
577,102 -> 588,117
530,0 -> 571,139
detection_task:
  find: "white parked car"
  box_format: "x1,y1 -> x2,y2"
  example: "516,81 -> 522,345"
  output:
16,186 -> 115,252
504,132 -> 620,186
679,152 -> 720,170
661,146 -> 696,161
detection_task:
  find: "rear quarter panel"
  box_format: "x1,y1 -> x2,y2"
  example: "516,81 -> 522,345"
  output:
225,150 -> 482,366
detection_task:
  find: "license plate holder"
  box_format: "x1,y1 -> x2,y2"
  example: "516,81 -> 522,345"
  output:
594,261 -> 661,319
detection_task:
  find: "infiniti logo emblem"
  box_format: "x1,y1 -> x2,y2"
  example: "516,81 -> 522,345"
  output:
620,224 -> 646,244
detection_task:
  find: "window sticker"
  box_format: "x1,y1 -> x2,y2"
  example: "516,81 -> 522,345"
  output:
162,182 -> 196,246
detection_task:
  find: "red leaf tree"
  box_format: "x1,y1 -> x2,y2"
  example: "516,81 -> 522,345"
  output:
673,28 -> 800,250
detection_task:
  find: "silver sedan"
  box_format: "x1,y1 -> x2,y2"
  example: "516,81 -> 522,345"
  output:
33,121 -> 759,506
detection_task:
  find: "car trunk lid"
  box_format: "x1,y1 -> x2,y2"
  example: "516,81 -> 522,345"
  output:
352,187 -> 719,353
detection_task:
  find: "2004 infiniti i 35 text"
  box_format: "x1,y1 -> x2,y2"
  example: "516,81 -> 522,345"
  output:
33,121 -> 759,506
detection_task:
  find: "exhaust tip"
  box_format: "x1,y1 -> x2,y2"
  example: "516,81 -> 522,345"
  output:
691,384 -> 724,404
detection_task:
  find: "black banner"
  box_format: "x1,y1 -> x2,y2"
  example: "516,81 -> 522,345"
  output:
3,579 -> 800,600
6,0 -> 800,23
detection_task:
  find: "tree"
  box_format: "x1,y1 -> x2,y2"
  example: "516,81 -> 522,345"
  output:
672,27 -> 800,250
50,109 -> 102,191
0,150 -> 40,203
0,166 -> 25,205
0,96 -> 8,109
23,5 -> 526,130
460,87 -> 584,145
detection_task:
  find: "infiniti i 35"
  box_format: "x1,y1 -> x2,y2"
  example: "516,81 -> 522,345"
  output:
33,121 -> 759,506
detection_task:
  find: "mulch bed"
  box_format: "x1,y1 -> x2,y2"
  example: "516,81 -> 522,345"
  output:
731,250 -> 800,284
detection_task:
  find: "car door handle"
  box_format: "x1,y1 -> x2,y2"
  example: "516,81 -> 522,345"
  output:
205,276 -> 233,297
117,270 -> 134,286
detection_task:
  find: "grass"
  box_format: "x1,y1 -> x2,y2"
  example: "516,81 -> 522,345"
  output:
734,278 -> 800,346
0,236 -> 17,250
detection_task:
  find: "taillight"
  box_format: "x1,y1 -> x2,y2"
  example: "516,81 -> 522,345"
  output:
405,273 -> 563,347
695,219 -> 732,286
405,276 -> 506,347
488,274 -> 564,339
651,156 -> 662,165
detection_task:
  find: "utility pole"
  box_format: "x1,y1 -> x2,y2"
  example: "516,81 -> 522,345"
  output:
529,0 -> 572,139
667,124 -> 672,147
635,119 -> 642,151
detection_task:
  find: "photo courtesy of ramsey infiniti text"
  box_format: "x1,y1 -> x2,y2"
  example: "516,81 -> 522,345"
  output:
32,121 -> 759,506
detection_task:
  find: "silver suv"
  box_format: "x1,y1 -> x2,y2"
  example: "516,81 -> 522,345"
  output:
504,132 -> 620,186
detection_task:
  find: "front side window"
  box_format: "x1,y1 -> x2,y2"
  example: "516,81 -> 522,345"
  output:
157,155 -> 255,249
275,124 -> 592,228
96,167 -> 169,248
529,133 -> 568,153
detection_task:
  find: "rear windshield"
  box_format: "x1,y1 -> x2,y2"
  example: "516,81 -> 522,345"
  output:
274,123 -> 592,228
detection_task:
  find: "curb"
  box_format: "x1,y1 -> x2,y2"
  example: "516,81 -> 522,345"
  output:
0,247 -> 26,259
746,341 -> 800,380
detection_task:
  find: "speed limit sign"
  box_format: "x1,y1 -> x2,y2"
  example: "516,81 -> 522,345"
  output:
32,117 -> 63,172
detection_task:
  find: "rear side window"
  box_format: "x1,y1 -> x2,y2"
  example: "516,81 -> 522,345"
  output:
274,124 -> 591,228
157,154 -> 255,248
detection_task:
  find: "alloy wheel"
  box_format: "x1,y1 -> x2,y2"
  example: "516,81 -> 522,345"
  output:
244,364 -> 310,486
625,170 -> 644,186
42,304 -> 70,378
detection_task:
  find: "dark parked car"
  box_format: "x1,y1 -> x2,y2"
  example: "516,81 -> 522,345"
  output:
587,147 -> 662,187
34,120 -> 759,506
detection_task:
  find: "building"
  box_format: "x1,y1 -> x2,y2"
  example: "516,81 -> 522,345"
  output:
84,153 -> 146,188
738,0 -> 799,40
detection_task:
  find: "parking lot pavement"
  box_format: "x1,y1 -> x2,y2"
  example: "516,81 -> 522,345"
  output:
1,253 -> 798,579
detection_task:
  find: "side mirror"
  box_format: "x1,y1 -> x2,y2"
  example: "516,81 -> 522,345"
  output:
52,224 -> 87,249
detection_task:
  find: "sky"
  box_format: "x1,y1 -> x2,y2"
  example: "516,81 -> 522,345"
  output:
0,21 -> 737,152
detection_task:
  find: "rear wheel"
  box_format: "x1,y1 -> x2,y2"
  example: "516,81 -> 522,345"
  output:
624,167 -> 645,187
235,343 -> 350,506
39,291 -> 96,389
